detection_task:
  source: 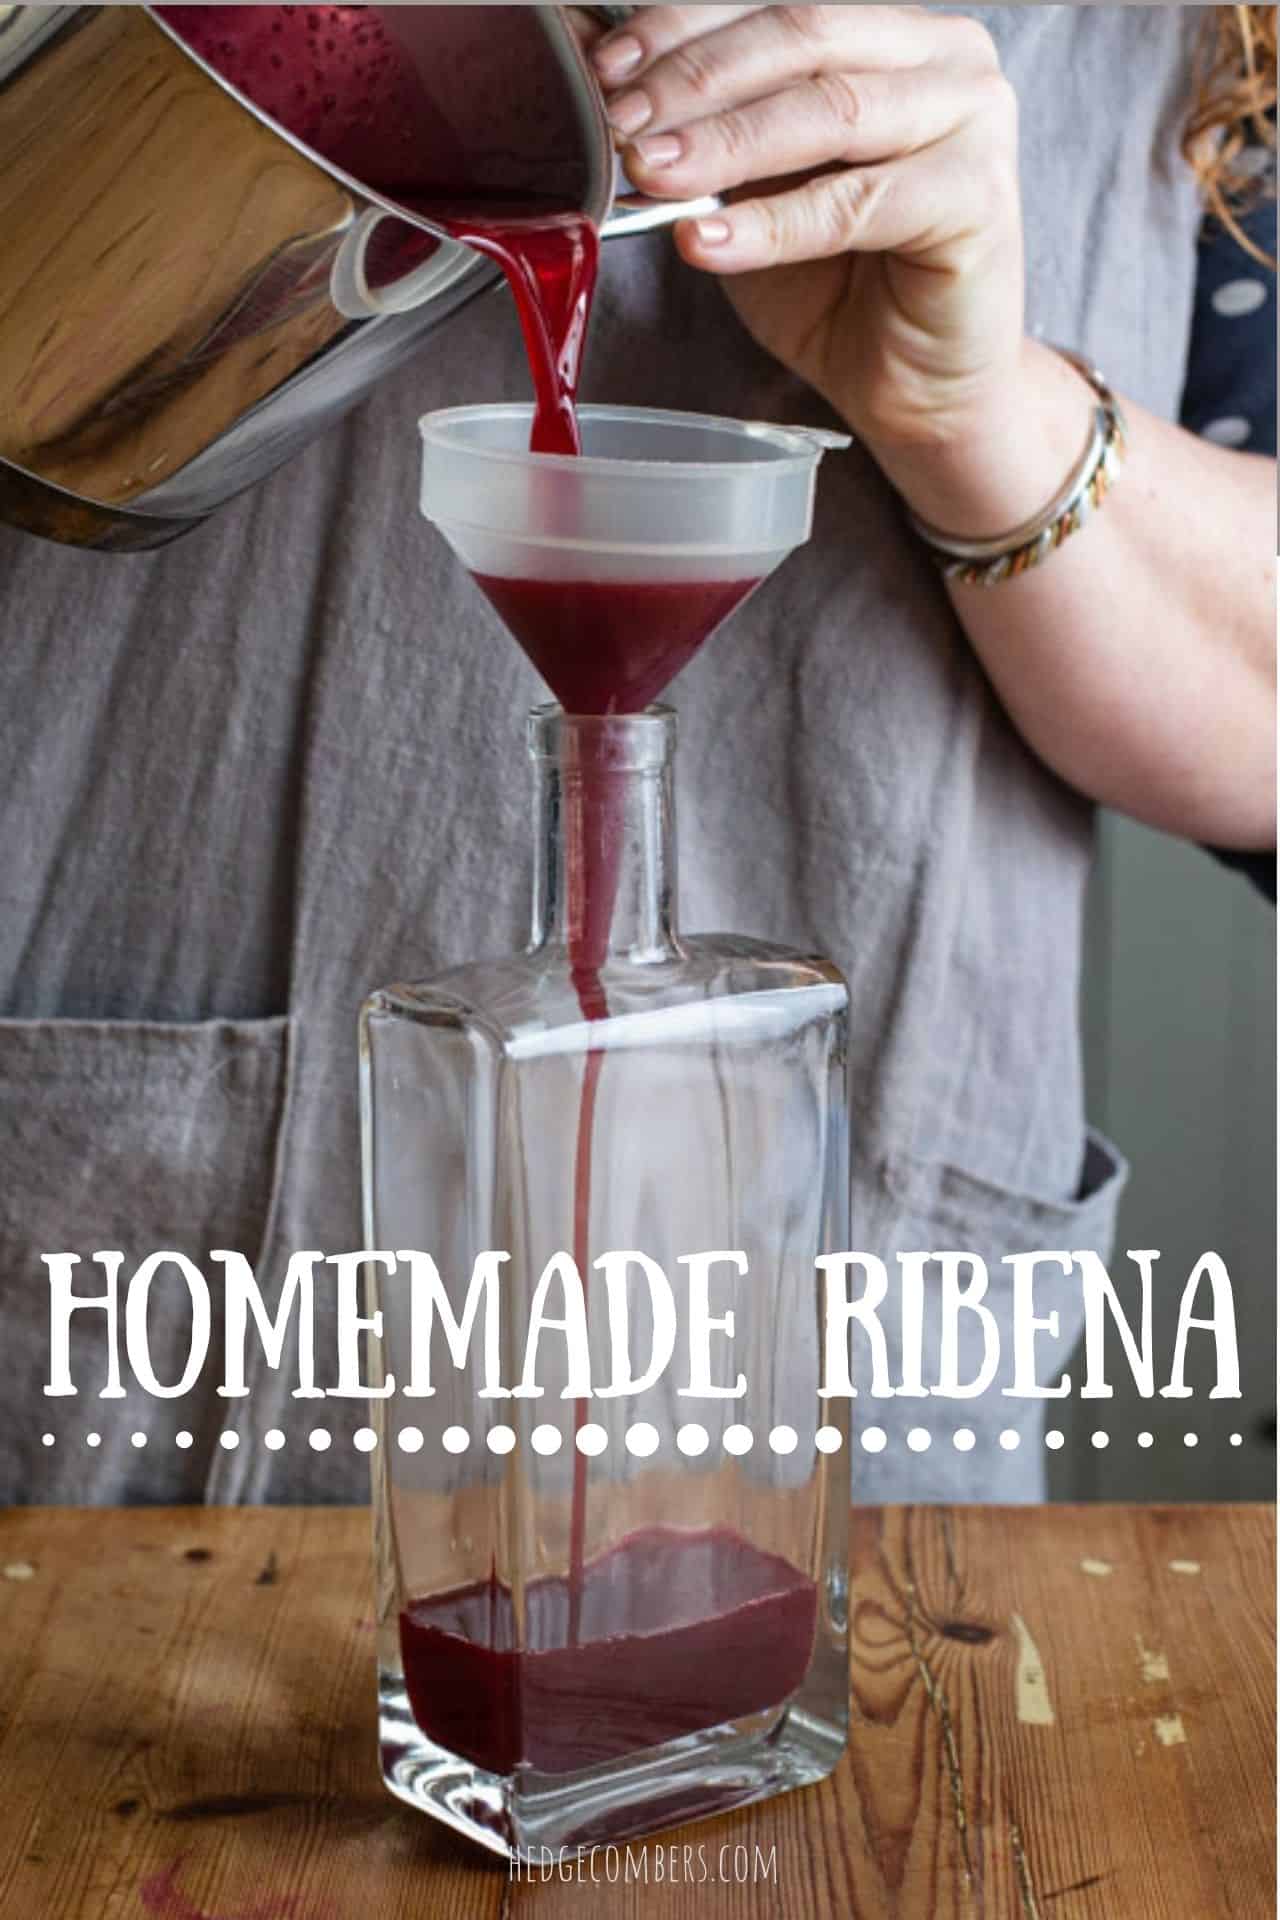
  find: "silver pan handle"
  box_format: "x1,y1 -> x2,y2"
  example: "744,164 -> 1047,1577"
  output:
601,191 -> 723,239
571,5 -> 724,240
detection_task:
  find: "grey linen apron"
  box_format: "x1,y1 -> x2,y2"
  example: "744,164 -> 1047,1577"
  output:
0,8 -> 1203,1504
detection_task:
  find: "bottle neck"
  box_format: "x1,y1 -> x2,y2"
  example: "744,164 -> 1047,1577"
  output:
528,708 -> 680,967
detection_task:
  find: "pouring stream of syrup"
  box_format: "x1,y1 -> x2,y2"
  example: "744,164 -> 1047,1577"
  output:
160,3 -> 812,1763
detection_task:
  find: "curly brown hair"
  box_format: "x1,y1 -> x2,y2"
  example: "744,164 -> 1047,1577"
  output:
1185,5 -> 1277,262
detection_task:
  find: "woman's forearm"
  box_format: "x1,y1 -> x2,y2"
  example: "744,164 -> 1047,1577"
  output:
869,338 -> 1277,848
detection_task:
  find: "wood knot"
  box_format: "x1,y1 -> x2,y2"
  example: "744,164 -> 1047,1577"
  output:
162,1791 -> 314,1822
940,1618 -> 995,1645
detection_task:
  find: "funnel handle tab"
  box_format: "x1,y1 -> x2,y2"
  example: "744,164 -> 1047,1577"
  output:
746,422 -> 853,453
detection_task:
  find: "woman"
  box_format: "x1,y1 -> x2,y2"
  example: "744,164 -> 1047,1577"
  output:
0,5 -> 1273,1504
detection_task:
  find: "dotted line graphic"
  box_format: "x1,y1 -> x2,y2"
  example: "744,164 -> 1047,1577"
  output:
44,1426 -> 1246,1455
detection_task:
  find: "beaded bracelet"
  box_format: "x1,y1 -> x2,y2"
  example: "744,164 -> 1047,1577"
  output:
906,348 -> 1127,588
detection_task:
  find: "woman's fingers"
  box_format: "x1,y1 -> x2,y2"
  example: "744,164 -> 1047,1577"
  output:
675,120 -> 1018,273
593,5 -> 998,138
625,67 -> 1005,199
591,6 -> 760,86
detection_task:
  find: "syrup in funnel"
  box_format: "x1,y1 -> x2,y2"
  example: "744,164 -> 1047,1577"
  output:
472,574 -> 761,716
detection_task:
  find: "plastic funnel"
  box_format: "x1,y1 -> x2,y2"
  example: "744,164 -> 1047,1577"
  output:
419,404 -> 849,713
419,404 -> 849,982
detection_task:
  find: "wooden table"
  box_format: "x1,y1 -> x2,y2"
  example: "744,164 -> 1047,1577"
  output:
0,1505 -> 1271,1919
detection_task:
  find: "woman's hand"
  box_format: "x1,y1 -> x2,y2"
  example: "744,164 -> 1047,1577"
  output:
591,5 -> 1028,475
590,6 -> 1276,850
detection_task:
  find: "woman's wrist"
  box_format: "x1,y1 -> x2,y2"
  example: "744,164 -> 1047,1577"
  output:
858,338 -> 1103,543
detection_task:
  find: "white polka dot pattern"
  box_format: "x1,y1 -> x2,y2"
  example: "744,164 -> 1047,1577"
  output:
1212,278 -> 1267,319
1202,415 -> 1252,447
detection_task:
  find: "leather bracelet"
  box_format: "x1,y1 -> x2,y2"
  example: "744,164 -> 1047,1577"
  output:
906,347 -> 1127,588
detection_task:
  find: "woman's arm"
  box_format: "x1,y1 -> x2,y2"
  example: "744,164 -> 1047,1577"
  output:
882,341 -> 1276,848
593,4 -> 1277,847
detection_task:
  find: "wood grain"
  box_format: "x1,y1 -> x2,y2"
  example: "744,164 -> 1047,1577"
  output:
0,1505 -> 1270,1919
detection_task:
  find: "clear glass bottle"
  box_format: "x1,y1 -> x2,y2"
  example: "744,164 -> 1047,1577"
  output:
360,705 -> 850,1859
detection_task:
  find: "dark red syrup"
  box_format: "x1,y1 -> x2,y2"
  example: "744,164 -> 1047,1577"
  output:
398,1526 -> 817,1775
155,4 -> 594,452
155,5 -> 466,192
473,575 -> 761,715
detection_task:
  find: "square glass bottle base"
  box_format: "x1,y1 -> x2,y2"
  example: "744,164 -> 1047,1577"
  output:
377,1672 -> 848,1860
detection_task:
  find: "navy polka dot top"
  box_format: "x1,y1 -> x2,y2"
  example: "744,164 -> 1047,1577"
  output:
1180,163 -> 1276,456
1180,147 -> 1276,902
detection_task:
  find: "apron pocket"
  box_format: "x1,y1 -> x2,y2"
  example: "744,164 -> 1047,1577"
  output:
884,1126 -> 1129,1252
850,1127 -> 1128,1503
0,1016 -> 290,1504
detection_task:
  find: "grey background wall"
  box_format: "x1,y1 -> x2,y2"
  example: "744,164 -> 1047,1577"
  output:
1050,811 -> 1276,1501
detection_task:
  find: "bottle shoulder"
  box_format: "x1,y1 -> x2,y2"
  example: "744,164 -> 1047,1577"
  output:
363,935 -> 847,1054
